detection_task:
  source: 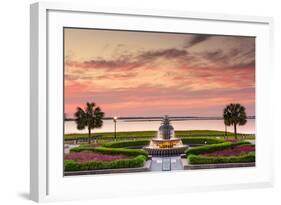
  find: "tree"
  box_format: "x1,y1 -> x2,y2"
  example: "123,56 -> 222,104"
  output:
223,103 -> 247,139
223,115 -> 231,139
74,102 -> 104,144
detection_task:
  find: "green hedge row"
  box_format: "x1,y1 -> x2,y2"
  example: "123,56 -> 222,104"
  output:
94,147 -> 149,159
181,137 -> 225,145
64,155 -> 146,171
102,139 -> 150,148
101,137 -> 224,148
70,146 -> 149,159
188,152 -> 255,164
64,132 -> 155,141
70,146 -> 96,152
185,141 -> 251,156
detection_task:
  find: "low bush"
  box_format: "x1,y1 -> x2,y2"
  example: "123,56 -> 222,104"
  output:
64,130 -> 255,141
102,139 -> 150,148
181,137 -> 225,145
64,155 -> 146,171
185,141 -> 251,156
70,146 -> 148,159
188,152 -> 255,164
70,146 -> 96,152
64,131 -> 156,141
94,147 -> 149,159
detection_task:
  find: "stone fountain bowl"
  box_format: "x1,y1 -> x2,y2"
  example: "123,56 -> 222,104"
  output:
144,144 -> 188,156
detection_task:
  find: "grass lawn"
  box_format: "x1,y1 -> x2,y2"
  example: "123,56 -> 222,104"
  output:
64,130 -> 255,141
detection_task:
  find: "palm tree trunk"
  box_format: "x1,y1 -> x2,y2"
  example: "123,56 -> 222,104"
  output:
225,125 -> 227,140
88,127 -> 91,144
234,123 -> 237,140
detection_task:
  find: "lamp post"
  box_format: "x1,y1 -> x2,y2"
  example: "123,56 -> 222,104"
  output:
113,116 -> 118,141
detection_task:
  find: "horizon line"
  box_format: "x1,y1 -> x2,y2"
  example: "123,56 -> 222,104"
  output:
64,115 -> 256,121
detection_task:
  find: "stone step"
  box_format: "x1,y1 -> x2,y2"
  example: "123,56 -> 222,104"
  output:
162,158 -> 171,171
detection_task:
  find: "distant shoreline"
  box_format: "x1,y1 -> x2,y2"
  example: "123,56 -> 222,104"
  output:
65,116 -> 256,121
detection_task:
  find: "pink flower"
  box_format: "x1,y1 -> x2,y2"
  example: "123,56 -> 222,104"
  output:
201,145 -> 255,157
65,152 -> 130,162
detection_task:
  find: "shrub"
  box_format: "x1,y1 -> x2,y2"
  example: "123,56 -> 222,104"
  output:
181,137 -> 225,145
70,146 -> 149,159
188,152 -> 255,164
103,139 -> 150,148
70,146 -> 96,152
64,131 -> 156,141
79,143 -> 101,147
64,155 -> 146,171
64,160 -> 80,171
185,141 -> 251,156
94,147 -> 149,159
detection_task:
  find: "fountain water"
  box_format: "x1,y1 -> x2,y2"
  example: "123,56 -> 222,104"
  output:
144,116 -> 188,156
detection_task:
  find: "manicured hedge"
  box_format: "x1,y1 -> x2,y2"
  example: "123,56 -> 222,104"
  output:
94,147 -> 149,159
101,138 -> 224,148
64,155 -> 146,171
103,139 -> 150,148
181,137 -> 225,145
64,131 -> 156,141
64,130 -> 255,141
185,141 -> 251,156
70,146 -> 149,159
70,146 -> 96,152
188,152 -> 255,164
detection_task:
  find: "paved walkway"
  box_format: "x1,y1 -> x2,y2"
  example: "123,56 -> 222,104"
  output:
64,144 -> 79,154
246,140 -> 255,145
150,156 -> 184,171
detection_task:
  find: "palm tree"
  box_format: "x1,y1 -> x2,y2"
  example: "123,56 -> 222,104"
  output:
74,102 -> 104,144
223,103 -> 247,139
223,116 -> 231,139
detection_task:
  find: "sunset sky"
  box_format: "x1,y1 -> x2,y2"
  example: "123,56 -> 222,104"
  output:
64,28 -> 255,118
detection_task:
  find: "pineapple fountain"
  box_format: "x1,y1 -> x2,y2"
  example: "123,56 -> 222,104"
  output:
144,116 -> 188,156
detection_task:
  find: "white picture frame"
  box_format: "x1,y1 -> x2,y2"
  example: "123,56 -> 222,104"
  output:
30,2 -> 274,202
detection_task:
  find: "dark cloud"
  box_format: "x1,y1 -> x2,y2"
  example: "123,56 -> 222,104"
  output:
66,48 -> 189,71
185,35 -> 212,48
138,48 -> 188,61
228,60 -> 255,69
83,59 -> 139,69
96,72 -> 138,80
65,37 -> 255,74
199,47 -> 255,69
64,74 -> 93,81
202,49 -> 227,63
66,58 -> 142,71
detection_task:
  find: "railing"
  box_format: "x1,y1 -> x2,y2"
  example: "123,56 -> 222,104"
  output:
64,133 -> 255,144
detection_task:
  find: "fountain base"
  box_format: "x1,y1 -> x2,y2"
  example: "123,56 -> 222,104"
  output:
144,138 -> 188,156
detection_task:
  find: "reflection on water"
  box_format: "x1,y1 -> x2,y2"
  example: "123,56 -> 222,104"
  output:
65,119 -> 255,134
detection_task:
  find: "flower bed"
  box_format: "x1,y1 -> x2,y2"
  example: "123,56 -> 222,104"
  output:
185,141 -> 251,156
186,141 -> 255,165
70,146 -> 149,159
64,155 -> 146,171
200,145 -> 255,157
64,151 -> 130,162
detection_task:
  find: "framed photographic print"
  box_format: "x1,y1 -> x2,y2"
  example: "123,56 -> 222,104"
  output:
30,2 -> 274,202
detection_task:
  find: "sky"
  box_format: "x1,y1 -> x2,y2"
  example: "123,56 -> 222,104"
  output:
64,28 -> 255,118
